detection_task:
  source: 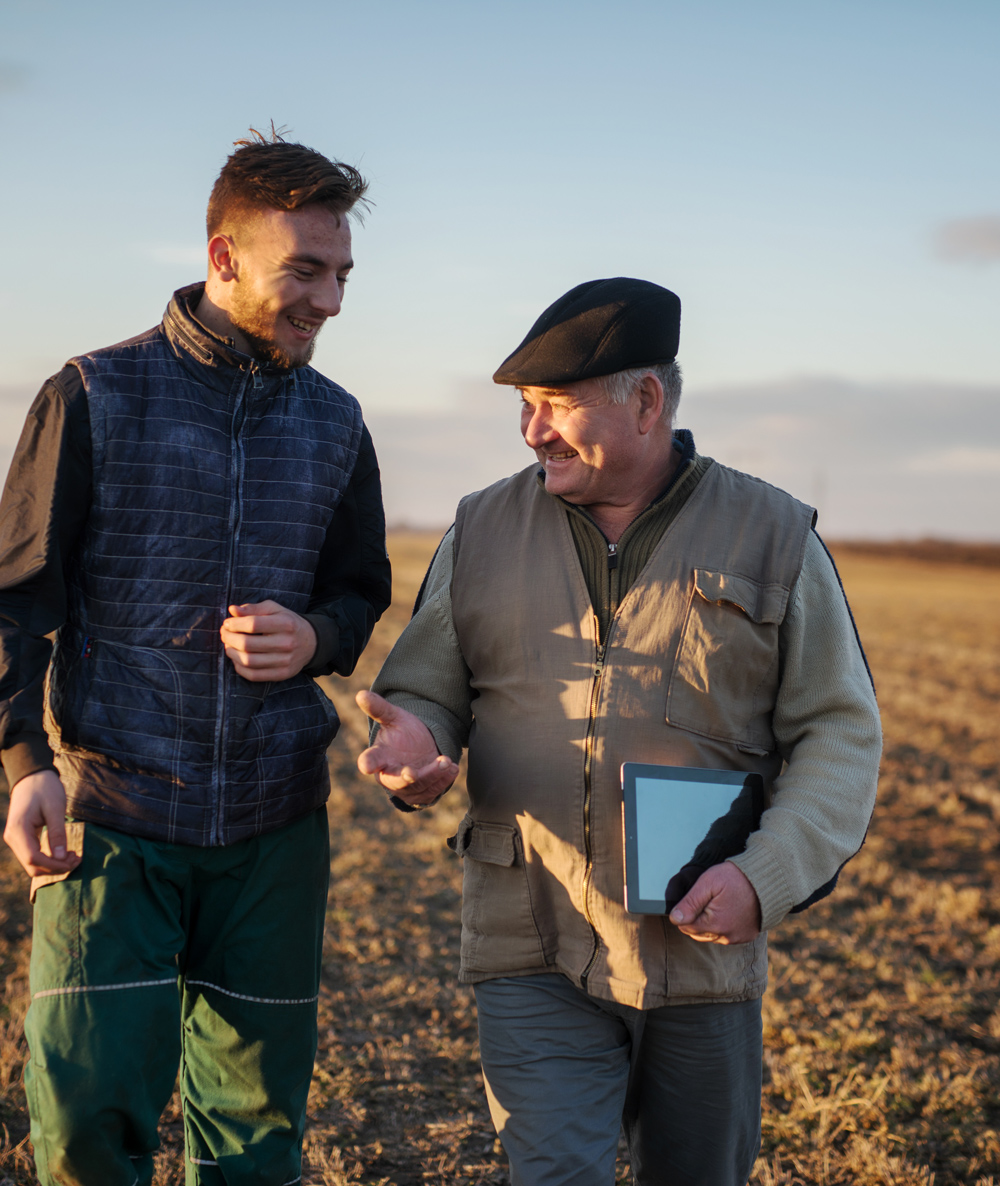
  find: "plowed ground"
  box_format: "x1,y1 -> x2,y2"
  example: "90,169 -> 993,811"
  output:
1,536 -> 998,1185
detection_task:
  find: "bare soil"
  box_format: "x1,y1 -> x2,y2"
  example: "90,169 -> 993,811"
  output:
1,535 -> 998,1185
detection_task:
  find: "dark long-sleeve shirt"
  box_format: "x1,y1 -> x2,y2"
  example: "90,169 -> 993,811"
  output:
0,364 -> 392,789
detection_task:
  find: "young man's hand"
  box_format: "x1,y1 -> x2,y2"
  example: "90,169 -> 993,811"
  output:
3,770 -> 82,877
669,862 -> 762,945
220,601 -> 317,681
355,690 -> 459,806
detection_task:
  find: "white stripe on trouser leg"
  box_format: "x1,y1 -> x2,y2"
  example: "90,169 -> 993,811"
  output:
183,978 -> 317,1005
32,977 -> 177,999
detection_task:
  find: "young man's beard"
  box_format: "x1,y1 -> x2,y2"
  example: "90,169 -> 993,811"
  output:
228,292 -> 320,371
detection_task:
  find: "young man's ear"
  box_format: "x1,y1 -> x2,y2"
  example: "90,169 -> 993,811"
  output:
207,234 -> 239,284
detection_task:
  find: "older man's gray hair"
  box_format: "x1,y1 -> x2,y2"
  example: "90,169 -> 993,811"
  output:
601,361 -> 683,425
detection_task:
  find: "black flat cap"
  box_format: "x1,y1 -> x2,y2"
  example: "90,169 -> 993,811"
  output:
493,277 -> 681,387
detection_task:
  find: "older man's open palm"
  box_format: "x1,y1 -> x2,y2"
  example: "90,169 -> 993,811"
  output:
356,690 -> 460,805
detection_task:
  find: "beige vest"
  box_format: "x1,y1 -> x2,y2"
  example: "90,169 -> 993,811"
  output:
450,460 -> 814,1009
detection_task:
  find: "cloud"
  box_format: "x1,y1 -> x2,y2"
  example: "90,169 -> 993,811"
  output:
902,446 -> 1000,475
934,216 -> 1000,263
142,245 -> 206,266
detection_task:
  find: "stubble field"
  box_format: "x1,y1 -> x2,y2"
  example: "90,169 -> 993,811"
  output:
1,534 -> 999,1185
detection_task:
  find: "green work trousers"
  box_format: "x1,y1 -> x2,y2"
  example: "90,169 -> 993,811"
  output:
24,808 -> 331,1186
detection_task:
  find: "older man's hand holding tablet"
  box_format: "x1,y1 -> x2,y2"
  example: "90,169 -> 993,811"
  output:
621,762 -> 765,916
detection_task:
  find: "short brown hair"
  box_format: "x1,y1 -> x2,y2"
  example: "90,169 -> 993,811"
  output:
206,125 -> 369,238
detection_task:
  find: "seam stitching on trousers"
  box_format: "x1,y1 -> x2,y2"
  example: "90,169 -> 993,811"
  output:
32,977 -> 177,999
184,978 -> 319,1005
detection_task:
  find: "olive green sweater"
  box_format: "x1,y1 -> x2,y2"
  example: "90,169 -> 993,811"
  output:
564,451 -> 712,643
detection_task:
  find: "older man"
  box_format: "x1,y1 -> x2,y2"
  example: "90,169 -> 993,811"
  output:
357,278 -> 880,1186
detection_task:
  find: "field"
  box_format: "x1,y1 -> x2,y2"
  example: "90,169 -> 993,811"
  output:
1,535 -> 999,1185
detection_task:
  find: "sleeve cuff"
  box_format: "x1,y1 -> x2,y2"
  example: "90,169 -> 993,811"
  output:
728,836 -> 794,932
301,612 -> 341,677
1,735 -> 57,790
389,794 -> 422,813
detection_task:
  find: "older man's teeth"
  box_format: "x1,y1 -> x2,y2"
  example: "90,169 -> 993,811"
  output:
548,450 -> 577,460
289,317 -> 316,333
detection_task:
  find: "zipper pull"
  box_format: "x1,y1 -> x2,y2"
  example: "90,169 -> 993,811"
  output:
607,542 -> 618,571
251,363 -> 263,390
595,643 -> 605,678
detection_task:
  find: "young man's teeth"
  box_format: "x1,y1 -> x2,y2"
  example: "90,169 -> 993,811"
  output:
289,317 -> 314,332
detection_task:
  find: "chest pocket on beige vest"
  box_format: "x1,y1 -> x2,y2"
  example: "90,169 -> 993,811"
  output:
666,569 -> 788,754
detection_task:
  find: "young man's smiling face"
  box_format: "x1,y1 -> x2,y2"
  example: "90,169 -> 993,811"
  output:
219,204 -> 354,369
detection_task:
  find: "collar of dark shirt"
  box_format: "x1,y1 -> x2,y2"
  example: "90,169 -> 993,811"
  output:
160,282 -> 295,397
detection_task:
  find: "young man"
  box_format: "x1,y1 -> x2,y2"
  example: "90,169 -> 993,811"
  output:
357,278 -> 881,1186
0,130 -> 391,1186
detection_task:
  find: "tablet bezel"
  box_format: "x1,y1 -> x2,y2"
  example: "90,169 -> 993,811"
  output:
621,762 -> 761,915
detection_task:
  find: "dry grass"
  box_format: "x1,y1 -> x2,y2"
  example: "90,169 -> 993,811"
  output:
829,540 -> 1000,569
1,536 -> 998,1184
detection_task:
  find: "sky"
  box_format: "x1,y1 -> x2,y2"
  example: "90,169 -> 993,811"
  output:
1,0 -> 998,535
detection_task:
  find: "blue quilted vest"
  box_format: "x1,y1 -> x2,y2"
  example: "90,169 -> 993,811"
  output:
47,285 -> 363,845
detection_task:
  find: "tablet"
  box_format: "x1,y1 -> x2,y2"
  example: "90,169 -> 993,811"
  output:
621,763 -> 764,915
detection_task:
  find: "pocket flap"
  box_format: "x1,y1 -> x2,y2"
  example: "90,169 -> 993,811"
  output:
450,815 -> 519,866
693,569 -> 788,625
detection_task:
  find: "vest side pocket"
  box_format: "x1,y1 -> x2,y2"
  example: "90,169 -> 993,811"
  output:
455,815 -> 548,975
666,569 -> 788,752
64,641 -> 184,781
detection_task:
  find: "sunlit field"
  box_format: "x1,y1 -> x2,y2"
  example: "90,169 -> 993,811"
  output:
1,536 -> 998,1185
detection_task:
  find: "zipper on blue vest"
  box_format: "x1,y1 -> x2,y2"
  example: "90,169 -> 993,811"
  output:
210,363 -> 255,844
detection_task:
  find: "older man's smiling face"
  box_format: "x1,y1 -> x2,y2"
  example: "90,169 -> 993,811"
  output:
518,379 -> 648,508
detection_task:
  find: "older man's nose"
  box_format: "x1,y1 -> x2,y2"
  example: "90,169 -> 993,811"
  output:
522,405 -> 555,447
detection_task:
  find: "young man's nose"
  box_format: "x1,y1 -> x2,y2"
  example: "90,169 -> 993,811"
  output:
310,278 -> 344,319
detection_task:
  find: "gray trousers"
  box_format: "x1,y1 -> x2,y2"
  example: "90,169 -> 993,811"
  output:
474,974 -> 762,1186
